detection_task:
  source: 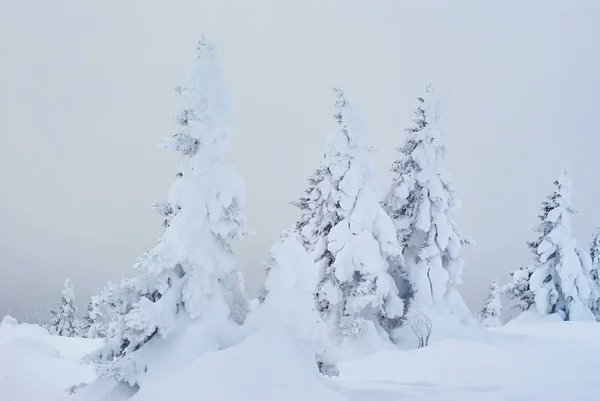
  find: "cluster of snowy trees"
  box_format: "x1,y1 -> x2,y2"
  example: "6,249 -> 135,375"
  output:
474,170 -> 600,327
57,37 -> 476,393
46,278 -> 107,339
501,171 -> 600,323
30,36 -> 600,395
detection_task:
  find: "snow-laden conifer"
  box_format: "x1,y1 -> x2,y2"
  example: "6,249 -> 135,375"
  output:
88,36 -> 250,387
502,266 -> 535,312
479,279 -> 502,327
588,221 -> 600,320
525,171 -> 594,321
49,278 -> 78,337
79,295 -> 107,338
294,88 -> 406,340
381,84 -> 472,321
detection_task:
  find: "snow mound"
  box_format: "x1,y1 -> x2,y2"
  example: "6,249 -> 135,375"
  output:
133,327 -> 347,401
4,316 -> 600,401
336,320 -> 396,360
338,320 -> 600,400
495,316 -> 600,342
0,318 -> 100,401
505,308 -> 564,326
0,315 -> 50,339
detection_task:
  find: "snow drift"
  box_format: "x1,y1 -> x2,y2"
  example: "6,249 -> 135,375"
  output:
0,316 -> 100,401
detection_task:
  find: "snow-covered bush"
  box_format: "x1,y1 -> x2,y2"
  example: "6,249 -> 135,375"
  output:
406,309 -> 432,348
49,279 -> 78,337
293,87 -> 406,341
87,36 -> 250,388
250,229 -> 338,376
381,84 -> 472,322
479,279 -> 502,328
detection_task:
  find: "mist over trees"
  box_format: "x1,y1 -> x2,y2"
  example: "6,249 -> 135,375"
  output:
3,33 -> 598,400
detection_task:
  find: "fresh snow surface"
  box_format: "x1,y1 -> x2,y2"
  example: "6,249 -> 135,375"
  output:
0,316 -> 101,401
133,327 -> 346,401
2,314 -> 600,401
336,316 -> 600,401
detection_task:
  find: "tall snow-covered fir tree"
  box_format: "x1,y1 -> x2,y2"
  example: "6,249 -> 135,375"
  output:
381,84 -> 472,322
524,171 -> 594,321
79,295 -> 107,338
49,278 -> 78,337
587,220 -> 600,320
88,37 -> 250,388
294,88 -> 407,340
479,279 -> 502,328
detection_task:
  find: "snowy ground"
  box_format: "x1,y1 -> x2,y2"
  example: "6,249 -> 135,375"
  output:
1,314 -> 599,401
0,316 -> 101,401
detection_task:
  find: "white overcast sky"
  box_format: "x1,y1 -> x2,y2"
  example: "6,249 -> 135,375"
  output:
1,0 -> 599,318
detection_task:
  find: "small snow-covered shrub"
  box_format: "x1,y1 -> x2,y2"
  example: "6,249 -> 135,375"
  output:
406,309 -> 432,348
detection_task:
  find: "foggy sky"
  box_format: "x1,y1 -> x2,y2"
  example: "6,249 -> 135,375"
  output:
1,0 -> 599,319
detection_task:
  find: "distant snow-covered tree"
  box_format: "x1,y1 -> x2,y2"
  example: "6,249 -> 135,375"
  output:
588,221 -> 600,320
479,279 -> 502,327
256,252 -> 277,304
77,305 -> 92,337
294,88 -> 406,340
79,295 -> 107,338
23,310 -> 47,326
49,278 -> 78,337
381,84 -> 472,322
88,37 -> 250,388
46,309 -> 58,332
251,229 -> 338,376
525,171 -> 594,321
502,266 -> 535,312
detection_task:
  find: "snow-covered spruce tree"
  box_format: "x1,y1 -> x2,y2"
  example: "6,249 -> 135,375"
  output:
47,309 -> 58,333
294,88 -> 406,340
78,303 -> 92,337
79,295 -> 107,338
479,279 -> 502,327
525,170 -> 594,321
251,229 -> 338,376
88,37 -> 250,388
381,84 -> 472,321
588,221 -> 600,320
49,278 -> 78,337
293,166 -> 331,252
587,223 -> 600,322
256,250 -> 277,304
502,265 -> 535,312
590,221 -> 600,274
